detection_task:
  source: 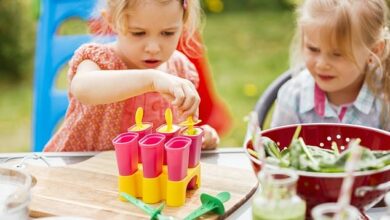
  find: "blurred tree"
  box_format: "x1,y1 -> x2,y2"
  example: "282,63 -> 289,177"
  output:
0,0 -> 34,82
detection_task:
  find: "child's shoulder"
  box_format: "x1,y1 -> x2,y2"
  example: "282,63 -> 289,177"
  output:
167,50 -> 196,71
167,50 -> 199,86
279,69 -> 314,94
169,50 -> 192,63
278,69 -> 314,102
74,43 -> 114,57
70,43 -> 125,70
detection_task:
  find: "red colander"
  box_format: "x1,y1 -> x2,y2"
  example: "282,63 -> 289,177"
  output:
245,123 -> 390,217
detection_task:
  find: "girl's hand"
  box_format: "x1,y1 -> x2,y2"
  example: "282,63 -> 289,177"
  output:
152,70 -> 200,119
201,124 -> 220,150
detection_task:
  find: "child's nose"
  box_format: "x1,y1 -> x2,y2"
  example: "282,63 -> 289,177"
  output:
145,41 -> 160,54
316,55 -> 331,70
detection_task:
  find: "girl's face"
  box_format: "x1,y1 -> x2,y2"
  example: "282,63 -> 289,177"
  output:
115,0 -> 184,69
302,25 -> 370,96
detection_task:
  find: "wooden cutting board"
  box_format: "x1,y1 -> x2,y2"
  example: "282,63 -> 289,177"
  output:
26,151 -> 258,219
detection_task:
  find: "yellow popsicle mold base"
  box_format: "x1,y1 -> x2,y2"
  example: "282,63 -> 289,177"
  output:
118,163 -> 201,207
118,174 -> 138,201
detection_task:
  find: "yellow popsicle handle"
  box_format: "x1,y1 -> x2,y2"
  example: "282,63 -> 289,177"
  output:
165,108 -> 173,132
135,107 -> 144,129
179,116 -> 201,135
180,117 -> 201,126
187,116 -> 194,134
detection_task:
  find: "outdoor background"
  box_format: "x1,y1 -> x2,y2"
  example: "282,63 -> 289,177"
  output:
0,0 -> 297,152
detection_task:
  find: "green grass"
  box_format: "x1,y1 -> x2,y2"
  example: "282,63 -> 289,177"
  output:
0,8 -> 295,152
0,81 -> 32,152
203,9 -> 295,146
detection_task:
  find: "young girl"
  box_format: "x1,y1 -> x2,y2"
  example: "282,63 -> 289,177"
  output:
44,0 -> 219,151
271,0 -> 390,131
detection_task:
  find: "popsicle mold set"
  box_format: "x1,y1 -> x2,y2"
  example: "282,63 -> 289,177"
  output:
112,108 -> 203,207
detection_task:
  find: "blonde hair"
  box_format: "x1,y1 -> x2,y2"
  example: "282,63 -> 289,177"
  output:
291,0 -> 390,129
95,0 -> 203,57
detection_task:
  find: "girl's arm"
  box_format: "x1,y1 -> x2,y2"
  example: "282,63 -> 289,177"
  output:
71,60 -> 154,104
71,60 -> 200,118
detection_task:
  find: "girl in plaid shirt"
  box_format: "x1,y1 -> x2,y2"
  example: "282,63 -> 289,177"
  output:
272,0 -> 390,131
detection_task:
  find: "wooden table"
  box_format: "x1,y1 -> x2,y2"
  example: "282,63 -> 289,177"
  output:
0,148 -> 387,219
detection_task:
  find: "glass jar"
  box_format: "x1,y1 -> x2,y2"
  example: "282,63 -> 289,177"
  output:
380,192 -> 390,220
311,203 -> 360,220
0,167 -> 32,220
252,168 -> 306,220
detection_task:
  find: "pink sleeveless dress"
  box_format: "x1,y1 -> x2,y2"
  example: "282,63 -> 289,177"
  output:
44,43 -> 199,151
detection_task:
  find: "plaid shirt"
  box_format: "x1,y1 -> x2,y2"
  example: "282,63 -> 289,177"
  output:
271,69 -> 387,130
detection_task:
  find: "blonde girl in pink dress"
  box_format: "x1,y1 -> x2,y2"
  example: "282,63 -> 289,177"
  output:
44,0 -> 219,152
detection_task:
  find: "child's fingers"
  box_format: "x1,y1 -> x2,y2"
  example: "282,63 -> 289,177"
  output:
180,108 -> 199,121
161,94 -> 174,102
171,86 -> 185,107
180,85 -> 199,114
201,125 -> 220,150
201,134 -> 218,150
181,94 -> 199,118
193,108 -> 199,120
181,104 -> 199,119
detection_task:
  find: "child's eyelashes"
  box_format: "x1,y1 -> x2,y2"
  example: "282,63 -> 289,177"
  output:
129,31 -> 176,37
161,31 -> 176,36
306,46 -> 343,57
332,52 -> 342,57
131,32 -> 146,37
307,46 -> 320,53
